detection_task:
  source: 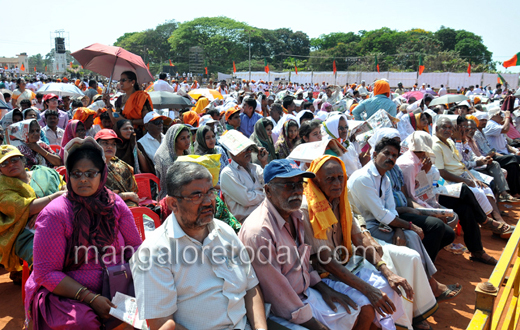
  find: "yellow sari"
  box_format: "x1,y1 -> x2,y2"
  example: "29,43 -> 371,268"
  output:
0,175 -> 35,271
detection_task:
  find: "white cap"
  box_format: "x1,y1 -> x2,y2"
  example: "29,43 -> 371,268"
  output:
143,111 -> 167,124
199,114 -> 217,127
488,107 -> 502,117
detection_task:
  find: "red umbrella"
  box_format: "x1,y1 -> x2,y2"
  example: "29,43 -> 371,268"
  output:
402,91 -> 424,101
71,43 -> 153,84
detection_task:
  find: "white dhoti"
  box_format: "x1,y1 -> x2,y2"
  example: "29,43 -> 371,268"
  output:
378,239 -> 438,330
269,264 -> 406,330
268,282 -> 361,330
467,185 -> 494,215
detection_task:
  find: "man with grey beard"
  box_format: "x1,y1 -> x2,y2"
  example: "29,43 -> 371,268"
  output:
131,162 -> 267,330
240,159 -> 373,330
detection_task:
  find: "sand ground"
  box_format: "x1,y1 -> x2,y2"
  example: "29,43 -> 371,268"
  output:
1,203 -> 518,330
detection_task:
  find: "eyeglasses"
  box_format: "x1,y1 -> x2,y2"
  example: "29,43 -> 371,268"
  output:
175,188 -> 217,204
0,156 -> 21,168
120,78 -> 131,83
69,170 -> 100,179
270,181 -> 307,191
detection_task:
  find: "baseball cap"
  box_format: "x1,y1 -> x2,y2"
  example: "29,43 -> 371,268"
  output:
94,129 -> 122,142
264,159 -> 315,184
225,106 -> 241,122
143,111 -> 168,124
0,145 -> 23,165
43,93 -> 58,101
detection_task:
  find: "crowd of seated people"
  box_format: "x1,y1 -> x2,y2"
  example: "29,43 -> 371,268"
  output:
0,75 -> 519,329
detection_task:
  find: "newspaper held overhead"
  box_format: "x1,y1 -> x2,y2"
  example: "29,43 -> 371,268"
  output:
219,130 -> 257,156
287,139 -> 330,163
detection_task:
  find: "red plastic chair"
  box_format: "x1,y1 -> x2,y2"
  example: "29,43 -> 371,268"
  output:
55,166 -> 67,181
49,145 -> 62,154
22,261 -> 30,304
131,207 -> 161,240
135,173 -> 161,204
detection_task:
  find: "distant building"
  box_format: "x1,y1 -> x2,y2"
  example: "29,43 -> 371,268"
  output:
0,53 -> 29,72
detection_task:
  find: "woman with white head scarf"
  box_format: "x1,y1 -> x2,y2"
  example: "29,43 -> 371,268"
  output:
397,131 -> 441,208
322,113 -> 362,176
367,127 -> 401,152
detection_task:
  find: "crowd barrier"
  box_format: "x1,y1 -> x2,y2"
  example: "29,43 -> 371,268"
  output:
218,71 -> 519,90
467,224 -> 520,329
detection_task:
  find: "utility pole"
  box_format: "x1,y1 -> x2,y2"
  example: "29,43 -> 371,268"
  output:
246,29 -> 255,81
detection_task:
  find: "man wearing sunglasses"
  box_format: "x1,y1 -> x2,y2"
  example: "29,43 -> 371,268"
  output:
138,111 -> 167,163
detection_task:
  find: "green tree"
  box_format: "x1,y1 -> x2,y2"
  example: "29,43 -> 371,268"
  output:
28,54 -> 45,72
114,20 -> 177,65
434,26 -> 458,50
310,32 -> 361,51
169,17 -> 253,73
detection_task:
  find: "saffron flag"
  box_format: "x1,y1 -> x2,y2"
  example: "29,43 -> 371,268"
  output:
34,66 -> 36,72
45,66 -> 47,71
70,62 -> 73,69
375,56 -> 379,73
204,60 -> 208,75
4,66 -> 7,70
233,61 -> 236,73
20,64 -> 25,71
147,63 -> 149,70
295,62 -> 298,75
467,62 -> 471,77
169,59 -> 173,67
418,55 -> 425,75
333,60 -> 337,74
264,58 -> 269,73
503,52 -> 520,68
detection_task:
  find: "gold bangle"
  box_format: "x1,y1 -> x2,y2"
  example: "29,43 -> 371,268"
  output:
74,286 -> 86,300
89,294 -> 101,305
375,261 -> 387,271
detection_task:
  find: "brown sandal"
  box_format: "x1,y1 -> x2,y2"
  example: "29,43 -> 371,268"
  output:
481,219 -> 513,235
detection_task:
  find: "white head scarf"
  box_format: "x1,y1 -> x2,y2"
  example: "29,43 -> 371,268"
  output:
296,110 -> 314,125
405,131 -> 435,157
368,127 -> 400,150
323,113 -> 348,140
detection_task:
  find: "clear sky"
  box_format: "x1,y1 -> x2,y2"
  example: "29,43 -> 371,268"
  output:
2,0 -> 519,73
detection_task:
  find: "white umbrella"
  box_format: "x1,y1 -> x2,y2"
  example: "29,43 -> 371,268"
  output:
429,94 -> 469,106
37,83 -> 85,97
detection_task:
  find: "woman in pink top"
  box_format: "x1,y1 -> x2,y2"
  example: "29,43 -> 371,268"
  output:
24,137 -> 142,329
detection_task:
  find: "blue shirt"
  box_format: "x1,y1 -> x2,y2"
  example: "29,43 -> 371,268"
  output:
352,94 -> 397,120
239,112 -> 263,137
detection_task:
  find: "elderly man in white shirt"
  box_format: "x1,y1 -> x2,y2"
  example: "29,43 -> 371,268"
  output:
153,73 -> 174,92
131,162 -> 267,330
138,111 -> 167,162
483,107 -> 520,156
220,131 -> 269,222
